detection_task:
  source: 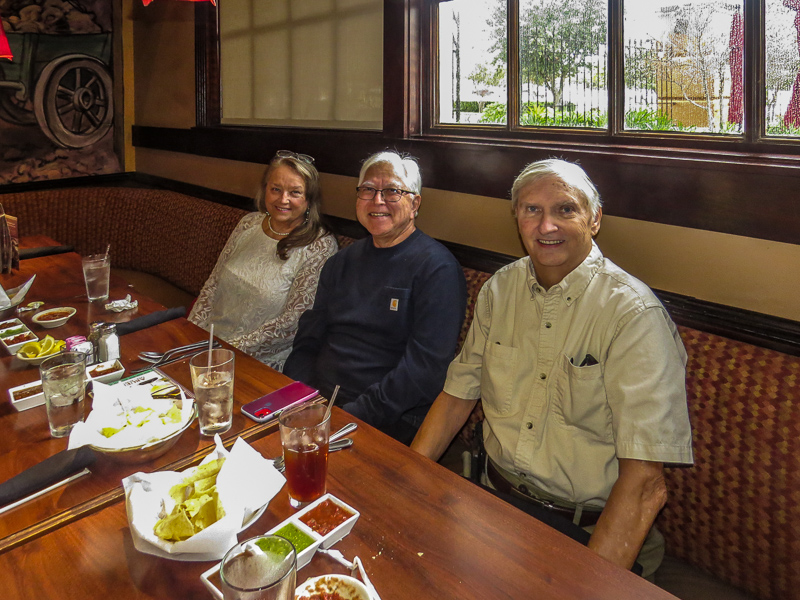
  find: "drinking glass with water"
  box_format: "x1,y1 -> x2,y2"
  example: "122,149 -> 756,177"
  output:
40,351 -> 88,438
190,348 -> 235,436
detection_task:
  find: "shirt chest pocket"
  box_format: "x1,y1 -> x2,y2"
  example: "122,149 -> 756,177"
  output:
378,287 -> 412,331
553,353 -> 612,441
480,343 -> 518,416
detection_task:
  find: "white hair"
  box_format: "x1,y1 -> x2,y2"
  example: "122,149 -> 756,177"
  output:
359,151 -> 422,194
511,159 -> 602,218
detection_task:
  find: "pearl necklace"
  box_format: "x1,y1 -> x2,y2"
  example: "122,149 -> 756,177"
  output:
267,215 -> 290,237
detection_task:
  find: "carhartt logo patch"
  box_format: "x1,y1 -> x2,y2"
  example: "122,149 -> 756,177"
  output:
390,298 -> 399,311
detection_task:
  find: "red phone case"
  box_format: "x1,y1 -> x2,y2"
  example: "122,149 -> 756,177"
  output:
240,381 -> 319,423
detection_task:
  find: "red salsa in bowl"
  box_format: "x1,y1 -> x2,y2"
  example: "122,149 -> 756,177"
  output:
298,498 -> 354,536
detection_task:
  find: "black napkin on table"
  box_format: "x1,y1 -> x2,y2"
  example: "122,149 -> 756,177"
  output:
0,446 -> 96,506
116,306 -> 186,336
19,245 -> 74,260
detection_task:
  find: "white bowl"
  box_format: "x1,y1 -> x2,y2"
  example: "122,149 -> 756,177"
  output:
296,575 -> 371,600
32,307 -> 77,329
15,348 -> 62,366
295,494 -> 360,549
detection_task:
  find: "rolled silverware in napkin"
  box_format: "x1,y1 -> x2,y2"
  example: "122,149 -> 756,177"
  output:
19,246 -> 74,260
0,446 -> 96,507
116,307 -> 186,336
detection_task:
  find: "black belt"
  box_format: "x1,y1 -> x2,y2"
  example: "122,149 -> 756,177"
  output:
486,460 -> 602,527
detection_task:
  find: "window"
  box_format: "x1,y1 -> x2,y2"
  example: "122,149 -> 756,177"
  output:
433,0 -> 800,141
218,0 -> 383,130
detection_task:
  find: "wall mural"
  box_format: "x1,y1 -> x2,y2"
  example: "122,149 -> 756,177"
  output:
0,0 -> 119,185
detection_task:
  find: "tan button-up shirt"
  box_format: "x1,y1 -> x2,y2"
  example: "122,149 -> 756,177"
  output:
444,243 -> 693,506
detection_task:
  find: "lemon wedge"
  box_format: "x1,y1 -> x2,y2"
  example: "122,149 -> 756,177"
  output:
39,336 -> 55,356
19,341 -> 41,358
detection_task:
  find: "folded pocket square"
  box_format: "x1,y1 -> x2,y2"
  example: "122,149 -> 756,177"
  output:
0,446 -> 96,506
116,307 -> 186,336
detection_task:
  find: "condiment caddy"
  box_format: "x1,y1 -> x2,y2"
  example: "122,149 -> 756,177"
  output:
200,493 -> 360,597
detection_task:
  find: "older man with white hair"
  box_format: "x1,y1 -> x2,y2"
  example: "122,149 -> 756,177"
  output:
412,158 -> 693,578
284,151 -> 466,445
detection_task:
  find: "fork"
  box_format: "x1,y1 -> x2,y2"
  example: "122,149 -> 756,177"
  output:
137,340 -> 214,363
130,342 -> 221,374
272,437 -> 353,473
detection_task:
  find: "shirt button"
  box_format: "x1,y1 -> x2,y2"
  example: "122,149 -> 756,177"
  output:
526,422 -> 533,429
539,373 -> 546,380
545,322 -> 552,328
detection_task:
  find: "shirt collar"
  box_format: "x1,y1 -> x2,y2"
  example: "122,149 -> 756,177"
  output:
526,242 -> 604,305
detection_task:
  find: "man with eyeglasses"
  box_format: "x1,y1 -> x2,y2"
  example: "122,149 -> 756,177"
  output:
284,151 -> 466,444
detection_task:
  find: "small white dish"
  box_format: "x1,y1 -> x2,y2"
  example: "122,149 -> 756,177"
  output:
0,318 -> 22,330
1,328 -> 38,355
200,493 -> 360,600
296,575 -> 371,600
32,306 -> 77,329
86,359 -> 125,384
8,379 -> 45,411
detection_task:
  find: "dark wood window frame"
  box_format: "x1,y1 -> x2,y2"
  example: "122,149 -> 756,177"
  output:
130,0 -> 800,246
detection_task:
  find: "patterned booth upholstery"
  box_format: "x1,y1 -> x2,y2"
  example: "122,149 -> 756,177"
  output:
2,187 -> 247,297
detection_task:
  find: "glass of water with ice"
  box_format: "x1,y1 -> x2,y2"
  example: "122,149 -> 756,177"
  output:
81,253 -> 110,302
40,351 -> 88,438
190,348 -> 235,436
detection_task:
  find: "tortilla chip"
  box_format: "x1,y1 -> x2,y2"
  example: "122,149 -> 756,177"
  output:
154,507 -> 195,541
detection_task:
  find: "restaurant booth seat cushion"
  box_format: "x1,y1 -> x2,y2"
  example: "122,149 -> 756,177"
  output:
0,187 -> 248,304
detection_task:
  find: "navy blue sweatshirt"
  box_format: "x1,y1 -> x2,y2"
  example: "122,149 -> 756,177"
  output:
284,229 -> 467,434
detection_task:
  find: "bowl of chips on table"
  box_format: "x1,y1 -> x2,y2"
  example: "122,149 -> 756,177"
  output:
122,436 -> 286,561
68,379 -> 196,464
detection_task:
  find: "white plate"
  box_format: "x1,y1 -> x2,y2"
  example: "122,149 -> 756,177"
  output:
15,347 -> 61,366
296,575 -> 371,600
32,307 -> 77,329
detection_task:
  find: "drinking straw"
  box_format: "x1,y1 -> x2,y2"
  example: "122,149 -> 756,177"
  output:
104,244 -> 110,260
207,324 -> 214,370
324,384 -> 340,422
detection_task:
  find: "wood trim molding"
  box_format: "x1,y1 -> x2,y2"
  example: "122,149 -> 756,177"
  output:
132,124 -> 800,246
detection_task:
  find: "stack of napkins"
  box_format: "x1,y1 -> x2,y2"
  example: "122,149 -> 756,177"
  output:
123,436 -> 286,560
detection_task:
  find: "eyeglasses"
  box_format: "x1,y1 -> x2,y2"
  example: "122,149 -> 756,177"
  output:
275,150 -> 315,164
356,186 -> 415,203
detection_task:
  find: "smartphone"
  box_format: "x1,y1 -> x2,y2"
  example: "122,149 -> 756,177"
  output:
240,381 -> 319,423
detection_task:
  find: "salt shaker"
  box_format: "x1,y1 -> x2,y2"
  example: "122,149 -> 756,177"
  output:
97,323 -> 120,363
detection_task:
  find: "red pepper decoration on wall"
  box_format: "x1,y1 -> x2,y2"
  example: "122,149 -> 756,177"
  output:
0,27 -> 12,60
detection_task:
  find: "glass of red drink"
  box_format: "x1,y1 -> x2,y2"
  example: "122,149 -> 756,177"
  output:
278,404 -> 330,508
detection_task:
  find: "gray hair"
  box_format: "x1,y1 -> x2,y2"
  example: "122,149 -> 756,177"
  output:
511,159 -> 602,218
358,151 -> 422,195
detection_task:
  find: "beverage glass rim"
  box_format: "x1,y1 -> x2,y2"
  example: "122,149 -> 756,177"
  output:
40,350 -> 87,373
189,348 -> 235,370
82,253 -> 109,264
220,534 -> 297,593
278,402 -> 330,430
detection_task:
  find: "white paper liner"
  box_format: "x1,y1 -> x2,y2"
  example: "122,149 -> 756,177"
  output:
68,380 -> 194,451
123,436 -> 286,561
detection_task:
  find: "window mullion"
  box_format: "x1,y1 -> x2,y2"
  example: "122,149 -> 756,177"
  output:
744,0 -> 763,142
508,0 -> 520,130
608,0 -> 623,135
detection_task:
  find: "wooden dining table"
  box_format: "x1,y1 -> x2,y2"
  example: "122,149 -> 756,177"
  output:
0,238 -> 678,599
0,238 -> 293,551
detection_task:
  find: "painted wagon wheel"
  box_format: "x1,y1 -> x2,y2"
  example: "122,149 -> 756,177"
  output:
0,64 -> 37,126
33,55 -> 113,149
